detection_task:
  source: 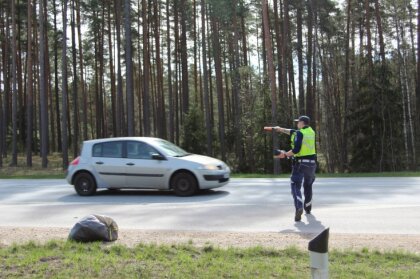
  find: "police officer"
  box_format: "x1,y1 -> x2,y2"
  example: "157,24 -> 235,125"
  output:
274,116 -> 317,222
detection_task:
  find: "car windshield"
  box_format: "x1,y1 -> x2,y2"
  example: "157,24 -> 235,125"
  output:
154,139 -> 191,157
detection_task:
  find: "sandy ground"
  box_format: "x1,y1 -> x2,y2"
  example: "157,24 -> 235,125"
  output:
1,226 -> 419,254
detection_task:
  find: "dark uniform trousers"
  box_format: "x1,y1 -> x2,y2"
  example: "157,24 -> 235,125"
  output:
291,161 -> 316,212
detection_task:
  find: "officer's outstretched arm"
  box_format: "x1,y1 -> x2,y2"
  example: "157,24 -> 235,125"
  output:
263,126 -> 291,135
277,127 -> 291,135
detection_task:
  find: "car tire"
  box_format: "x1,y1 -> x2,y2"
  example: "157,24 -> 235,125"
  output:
171,172 -> 198,197
74,173 -> 97,196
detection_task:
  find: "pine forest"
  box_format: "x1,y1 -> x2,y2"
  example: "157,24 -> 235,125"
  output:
0,0 -> 418,173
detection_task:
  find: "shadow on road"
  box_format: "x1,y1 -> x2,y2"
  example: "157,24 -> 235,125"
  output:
294,213 -> 326,237
57,189 -> 230,204
279,213 -> 326,237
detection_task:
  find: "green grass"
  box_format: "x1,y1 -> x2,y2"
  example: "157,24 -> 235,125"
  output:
232,171 -> 420,178
1,171 -> 419,179
0,241 -> 419,278
0,153 -> 419,179
0,168 -> 65,179
0,153 -> 66,179
0,167 -> 65,179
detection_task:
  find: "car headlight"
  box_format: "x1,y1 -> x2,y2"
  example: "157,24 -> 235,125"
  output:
199,164 -> 219,171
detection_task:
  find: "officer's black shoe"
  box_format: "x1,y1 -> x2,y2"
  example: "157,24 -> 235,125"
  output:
295,208 -> 303,222
304,206 -> 311,214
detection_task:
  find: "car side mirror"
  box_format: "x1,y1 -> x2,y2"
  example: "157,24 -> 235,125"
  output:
151,153 -> 166,160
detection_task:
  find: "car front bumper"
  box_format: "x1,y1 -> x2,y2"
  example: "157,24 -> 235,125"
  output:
197,168 -> 230,189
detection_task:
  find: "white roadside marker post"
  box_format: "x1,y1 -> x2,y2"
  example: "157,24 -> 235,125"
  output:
308,227 -> 329,279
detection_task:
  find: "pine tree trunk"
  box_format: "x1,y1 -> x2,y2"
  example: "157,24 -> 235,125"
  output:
180,0 -> 189,115
115,0 -> 123,136
306,0 -> 314,119
167,0 -> 174,142
211,14 -> 226,161
0,8 -> 7,168
273,0 -> 284,112
17,8 -> 25,150
42,0 -> 53,154
417,0 -> 420,168
0,78 -> 2,167
62,0 -> 69,169
125,0 -> 134,136
283,0 -> 292,120
399,24 -> 416,169
374,0 -> 386,171
99,6 -> 107,137
108,1 -> 117,137
193,0 -> 198,104
93,28 -> 100,138
2,9 -> 10,159
231,0 -> 243,169
285,0 -> 296,117
342,0 -> 352,172
174,1 -> 180,144
136,0 -> 143,135
364,0 -> 373,70
53,0 -> 62,152
262,0 -> 279,174
312,3 -> 318,125
201,0 -> 212,156
206,8 -> 214,132
241,13 -> 248,66
39,0 -> 48,168
26,0 -> 34,167
142,0 -> 151,136
76,0 -> 87,140
373,0 -> 385,62
11,0 -> 18,166
394,11 -> 410,169
71,0 -> 79,157
153,0 -> 165,138
296,0 -> 305,115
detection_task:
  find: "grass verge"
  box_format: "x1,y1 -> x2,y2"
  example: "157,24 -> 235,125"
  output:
232,171 -> 420,178
0,153 -> 65,179
1,241 -> 419,278
0,153 -> 419,179
1,171 -> 420,179
0,168 -> 65,179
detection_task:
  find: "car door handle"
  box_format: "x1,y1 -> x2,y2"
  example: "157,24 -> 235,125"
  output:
95,161 -> 104,165
126,163 -> 135,166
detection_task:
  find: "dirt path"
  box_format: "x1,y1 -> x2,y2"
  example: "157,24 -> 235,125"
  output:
1,226 -> 419,253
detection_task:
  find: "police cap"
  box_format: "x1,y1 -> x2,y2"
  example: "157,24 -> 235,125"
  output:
294,115 -> 310,124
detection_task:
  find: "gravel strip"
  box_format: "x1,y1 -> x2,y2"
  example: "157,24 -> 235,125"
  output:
1,226 -> 419,253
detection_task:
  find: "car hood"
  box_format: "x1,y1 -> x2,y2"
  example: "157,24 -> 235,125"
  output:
177,154 -> 224,166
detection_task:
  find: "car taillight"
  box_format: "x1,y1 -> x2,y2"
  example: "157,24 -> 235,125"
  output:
70,156 -> 80,166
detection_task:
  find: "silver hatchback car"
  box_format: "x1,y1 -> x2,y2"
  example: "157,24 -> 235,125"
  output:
66,137 -> 230,196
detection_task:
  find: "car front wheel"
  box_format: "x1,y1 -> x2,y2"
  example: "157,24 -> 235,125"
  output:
171,172 -> 198,196
74,173 -> 97,196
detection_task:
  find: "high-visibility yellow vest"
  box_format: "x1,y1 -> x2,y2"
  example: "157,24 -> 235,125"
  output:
294,127 -> 316,157
291,131 -> 296,150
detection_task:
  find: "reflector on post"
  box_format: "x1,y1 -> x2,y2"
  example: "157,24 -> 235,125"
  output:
308,228 -> 329,279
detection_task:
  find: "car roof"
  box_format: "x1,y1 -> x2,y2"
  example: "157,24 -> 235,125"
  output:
83,137 -> 163,145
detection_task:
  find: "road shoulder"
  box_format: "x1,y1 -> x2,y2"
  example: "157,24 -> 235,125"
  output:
1,226 -> 419,254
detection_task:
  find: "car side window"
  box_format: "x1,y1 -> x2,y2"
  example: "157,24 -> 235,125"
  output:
127,141 -> 158,160
92,142 -> 123,158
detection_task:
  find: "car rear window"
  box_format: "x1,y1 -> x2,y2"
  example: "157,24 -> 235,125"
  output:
92,141 -> 123,158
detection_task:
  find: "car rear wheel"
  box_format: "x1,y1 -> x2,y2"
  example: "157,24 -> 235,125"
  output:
171,172 -> 198,196
74,173 -> 97,196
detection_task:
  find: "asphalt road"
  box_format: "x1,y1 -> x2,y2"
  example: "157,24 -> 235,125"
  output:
0,178 -> 419,235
